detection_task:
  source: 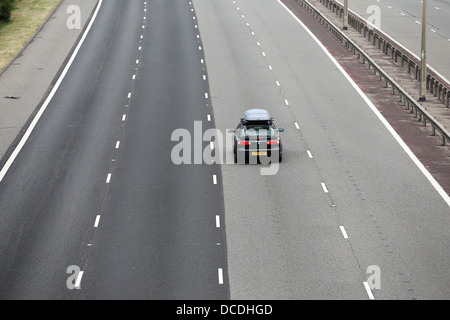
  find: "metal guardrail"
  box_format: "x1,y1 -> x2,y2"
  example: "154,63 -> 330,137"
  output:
295,0 -> 449,146
319,0 -> 450,108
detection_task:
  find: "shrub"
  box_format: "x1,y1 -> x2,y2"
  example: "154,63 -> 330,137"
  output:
0,0 -> 15,21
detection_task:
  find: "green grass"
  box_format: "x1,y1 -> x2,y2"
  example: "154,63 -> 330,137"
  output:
0,0 -> 61,71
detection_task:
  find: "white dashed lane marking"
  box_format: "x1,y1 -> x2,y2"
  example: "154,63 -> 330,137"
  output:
94,215 -> 101,228
218,268 -> 224,284
74,271 -> 84,289
216,215 -> 221,228
364,282 -> 375,299
340,226 -> 349,239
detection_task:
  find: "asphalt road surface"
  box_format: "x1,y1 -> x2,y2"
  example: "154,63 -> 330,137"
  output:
194,0 -> 450,299
0,0 -> 449,300
0,0 -> 228,300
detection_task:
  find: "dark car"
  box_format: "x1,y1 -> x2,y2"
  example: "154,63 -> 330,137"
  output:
229,109 -> 284,164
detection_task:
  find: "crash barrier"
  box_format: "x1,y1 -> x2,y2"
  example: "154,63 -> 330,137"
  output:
294,0 -> 449,146
317,0 -> 450,108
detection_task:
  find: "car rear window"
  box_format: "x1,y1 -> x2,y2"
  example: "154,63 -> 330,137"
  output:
241,123 -> 276,138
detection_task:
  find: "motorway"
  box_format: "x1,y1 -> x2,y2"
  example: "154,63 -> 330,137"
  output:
338,0 -> 450,81
0,0 -> 449,300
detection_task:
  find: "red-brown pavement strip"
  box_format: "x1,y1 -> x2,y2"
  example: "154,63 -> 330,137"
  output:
282,0 -> 450,197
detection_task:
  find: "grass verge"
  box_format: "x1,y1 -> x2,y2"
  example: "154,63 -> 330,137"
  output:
0,0 -> 61,71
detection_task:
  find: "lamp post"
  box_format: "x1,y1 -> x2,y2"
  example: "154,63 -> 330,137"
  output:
419,0 -> 427,101
343,0 -> 348,30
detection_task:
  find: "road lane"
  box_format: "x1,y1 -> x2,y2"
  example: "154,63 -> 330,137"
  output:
194,0 -> 368,300
0,0 -> 228,299
194,0 -> 450,299
80,0 -> 228,299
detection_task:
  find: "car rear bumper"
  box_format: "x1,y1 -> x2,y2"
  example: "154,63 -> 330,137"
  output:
235,147 -> 282,164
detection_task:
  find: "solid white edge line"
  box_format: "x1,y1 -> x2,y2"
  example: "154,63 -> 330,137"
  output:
0,0 -> 104,183
218,268 -> 224,284
363,282 -> 375,299
340,226 -> 349,239
75,271 -> 84,289
277,0 -> 450,208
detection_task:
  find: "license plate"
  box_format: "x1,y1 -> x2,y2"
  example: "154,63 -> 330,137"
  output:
252,152 -> 267,156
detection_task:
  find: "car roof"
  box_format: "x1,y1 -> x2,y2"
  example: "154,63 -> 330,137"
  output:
243,109 -> 271,121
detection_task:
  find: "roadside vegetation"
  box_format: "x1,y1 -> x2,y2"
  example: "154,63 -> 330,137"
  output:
0,0 -> 60,71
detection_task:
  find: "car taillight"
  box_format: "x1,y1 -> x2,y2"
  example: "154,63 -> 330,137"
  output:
238,141 -> 251,145
267,140 -> 280,145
